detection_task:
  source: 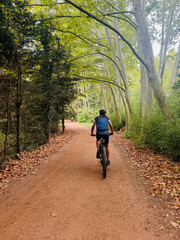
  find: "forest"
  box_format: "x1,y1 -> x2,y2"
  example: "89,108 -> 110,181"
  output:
0,0 -> 179,166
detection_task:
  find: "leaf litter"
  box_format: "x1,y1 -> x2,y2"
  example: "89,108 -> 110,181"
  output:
0,130 -> 73,191
113,132 -> 180,225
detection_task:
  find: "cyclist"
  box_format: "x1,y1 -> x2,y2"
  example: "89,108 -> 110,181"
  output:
91,109 -> 114,165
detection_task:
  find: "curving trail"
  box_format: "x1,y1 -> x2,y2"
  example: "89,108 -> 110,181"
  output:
0,122 -> 176,240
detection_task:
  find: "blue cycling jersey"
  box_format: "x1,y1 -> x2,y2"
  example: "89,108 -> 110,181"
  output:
95,115 -> 110,131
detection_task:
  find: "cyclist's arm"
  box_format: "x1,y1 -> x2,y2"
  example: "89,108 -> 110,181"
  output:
108,120 -> 114,135
91,121 -> 96,135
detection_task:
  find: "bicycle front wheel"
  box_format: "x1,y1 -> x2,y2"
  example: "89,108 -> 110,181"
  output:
102,145 -> 107,178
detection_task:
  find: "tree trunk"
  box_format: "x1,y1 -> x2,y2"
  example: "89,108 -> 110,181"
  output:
77,85 -> 79,122
16,65 -> 22,157
99,33 -> 122,125
136,1 -> 153,118
44,76 -> 51,143
1,78 -> 11,166
65,0 -> 172,119
104,27 -> 134,117
158,0 -> 165,80
100,82 -> 107,111
133,0 -> 172,119
110,86 -> 122,125
158,0 -> 176,83
100,29 -> 129,127
62,117 -> 65,133
171,44 -> 180,85
113,17 -> 127,87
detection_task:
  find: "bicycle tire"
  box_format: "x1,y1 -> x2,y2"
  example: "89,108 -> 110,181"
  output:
102,145 -> 107,178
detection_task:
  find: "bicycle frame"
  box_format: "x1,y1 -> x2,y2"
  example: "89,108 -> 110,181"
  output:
99,138 -> 107,178
92,134 -> 109,178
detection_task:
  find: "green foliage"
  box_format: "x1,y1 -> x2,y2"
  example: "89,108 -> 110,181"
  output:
0,1 -> 77,163
125,112 -> 142,148
109,111 -> 124,131
143,112 -> 180,159
79,108 -> 96,123
78,122 -> 92,127
1,0 -> 179,164
125,89 -> 180,159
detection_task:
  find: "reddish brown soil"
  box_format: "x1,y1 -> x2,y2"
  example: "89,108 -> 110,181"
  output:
0,122 -> 179,240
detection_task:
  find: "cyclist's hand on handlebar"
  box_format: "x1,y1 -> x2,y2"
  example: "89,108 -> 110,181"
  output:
109,132 -> 113,136
91,133 -> 96,136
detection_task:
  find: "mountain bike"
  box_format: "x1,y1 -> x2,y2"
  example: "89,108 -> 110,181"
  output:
92,134 -> 112,178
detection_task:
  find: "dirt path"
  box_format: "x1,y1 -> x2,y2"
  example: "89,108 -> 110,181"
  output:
0,123 -> 178,240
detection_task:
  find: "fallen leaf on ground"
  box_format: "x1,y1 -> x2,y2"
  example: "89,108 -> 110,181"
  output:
51,213 -> 57,217
170,221 -> 179,229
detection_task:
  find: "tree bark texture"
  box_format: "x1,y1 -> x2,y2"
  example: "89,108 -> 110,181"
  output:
99,31 -> 122,125
158,0 -> 177,83
104,27 -> 133,117
2,78 -> 11,165
16,65 -> 22,157
171,44 -> 180,85
132,0 -> 172,119
100,82 -> 107,112
136,2 -> 153,118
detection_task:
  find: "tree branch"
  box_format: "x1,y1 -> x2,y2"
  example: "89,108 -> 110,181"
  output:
64,0 -> 147,67
107,2 -> 118,11
36,15 -> 81,22
70,51 -> 129,92
110,16 -> 137,29
104,11 -> 134,16
103,5 -> 137,29
51,28 -> 111,50
27,4 -> 49,7
27,3 -> 66,7
74,75 -> 125,91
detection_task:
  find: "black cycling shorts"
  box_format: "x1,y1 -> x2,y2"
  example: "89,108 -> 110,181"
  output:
96,131 -> 109,144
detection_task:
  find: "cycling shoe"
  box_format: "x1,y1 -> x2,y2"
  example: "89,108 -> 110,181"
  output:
106,160 -> 110,166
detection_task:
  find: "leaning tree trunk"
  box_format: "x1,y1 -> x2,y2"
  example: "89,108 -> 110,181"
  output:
158,0 -> 165,81
136,0 -> 153,118
100,82 -> 107,111
65,0 -> 172,119
99,35 -> 122,125
132,0 -> 173,119
171,44 -> 180,85
97,28 -> 122,125
158,0 -> 177,83
104,27 -> 133,117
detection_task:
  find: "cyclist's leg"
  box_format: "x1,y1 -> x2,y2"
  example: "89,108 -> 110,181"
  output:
96,133 -> 101,150
104,134 -> 110,164
106,144 -> 110,160
96,139 -> 100,150
96,133 -> 101,158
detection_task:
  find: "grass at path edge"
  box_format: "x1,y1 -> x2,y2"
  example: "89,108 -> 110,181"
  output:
77,122 -> 92,127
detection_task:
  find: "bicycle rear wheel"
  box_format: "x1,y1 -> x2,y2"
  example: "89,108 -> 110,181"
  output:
102,145 -> 107,178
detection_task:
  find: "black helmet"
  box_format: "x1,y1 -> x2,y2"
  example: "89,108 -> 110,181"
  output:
99,109 -> 106,115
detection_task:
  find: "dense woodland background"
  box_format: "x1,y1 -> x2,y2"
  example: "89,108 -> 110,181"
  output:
0,0 -> 179,166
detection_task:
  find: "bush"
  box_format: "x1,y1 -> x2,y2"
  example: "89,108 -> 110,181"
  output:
125,93 -> 180,159
125,113 -> 142,139
79,109 -> 96,123
143,111 -> 180,159
109,111 -> 126,131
